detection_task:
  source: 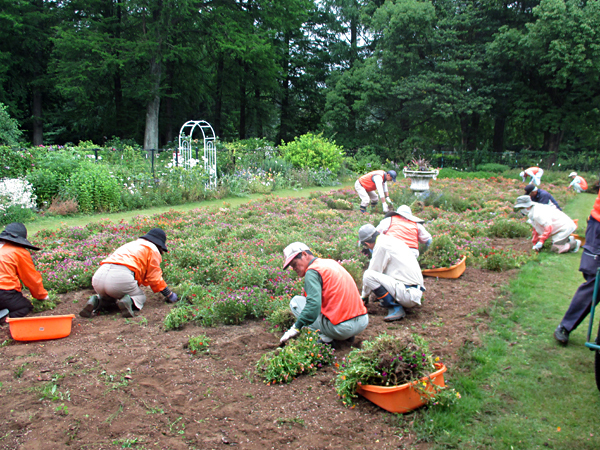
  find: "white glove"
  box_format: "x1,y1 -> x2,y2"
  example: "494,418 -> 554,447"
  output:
42,295 -> 50,301
385,197 -> 392,204
382,202 -> 389,213
280,326 -> 300,344
533,241 -> 543,251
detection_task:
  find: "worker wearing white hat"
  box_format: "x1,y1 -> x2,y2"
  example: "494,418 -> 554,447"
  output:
568,172 -> 588,193
376,205 -> 432,258
519,166 -> 544,186
358,224 -> 424,322
514,195 -> 580,253
279,242 -> 368,346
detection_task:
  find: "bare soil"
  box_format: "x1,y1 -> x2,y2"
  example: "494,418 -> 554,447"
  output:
0,239 -> 526,450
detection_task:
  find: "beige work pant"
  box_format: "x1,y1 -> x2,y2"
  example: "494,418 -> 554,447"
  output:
92,264 -> 146,309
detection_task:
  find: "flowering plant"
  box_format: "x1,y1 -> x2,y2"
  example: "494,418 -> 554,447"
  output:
418,234 -> 463,269
255,329 -> 335,384
335,333 -> 458,408
405,157 -> 434,171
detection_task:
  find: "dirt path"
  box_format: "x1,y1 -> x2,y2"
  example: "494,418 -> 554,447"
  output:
0,239 -> 524,450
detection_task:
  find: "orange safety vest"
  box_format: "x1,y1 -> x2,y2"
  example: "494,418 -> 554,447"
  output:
576,176 -> 588,190
591,191 -> 600,222
306,258 -> 366,325
359,170 -> 387,192
527,167 -> 541,175
101,239 -> 167,292
386,216 -> 419,249
0,242 -> 48,299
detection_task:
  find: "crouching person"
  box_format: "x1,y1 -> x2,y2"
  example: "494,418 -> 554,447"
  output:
358,224 -> 424,322
80,228 -> 178,318
0,223 -> 50,323
279,242 -> 368,346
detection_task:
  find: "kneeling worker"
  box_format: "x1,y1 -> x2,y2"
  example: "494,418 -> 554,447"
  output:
279,242 -> 368,346
358,224 -> 424,322
80,228 -> 178,318
376,205 -> 432,258
0,223 -> 50,323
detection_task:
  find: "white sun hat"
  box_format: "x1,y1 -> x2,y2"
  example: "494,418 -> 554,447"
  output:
283,242 -> 310,269
396,205 -> 424,223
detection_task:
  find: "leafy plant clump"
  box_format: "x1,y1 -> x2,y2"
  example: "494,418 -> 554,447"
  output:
418,235 -> 462,270
335,333 -> 457,408
281,132 -> 344,173
406,156 -> 434,171
256,329 -> 335,385
187,334 -> 211,355
487,218 -> 530,238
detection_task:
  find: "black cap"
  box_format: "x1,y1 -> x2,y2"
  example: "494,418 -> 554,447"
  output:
524,184 -> 536,195
140,228 -> 168,252
0,223 -> 40,251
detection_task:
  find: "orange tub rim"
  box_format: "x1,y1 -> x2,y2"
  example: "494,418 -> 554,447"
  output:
422,255 -> 466,279
6,314 -> 76,341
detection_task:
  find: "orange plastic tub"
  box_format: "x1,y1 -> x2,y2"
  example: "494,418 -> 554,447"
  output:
356,363 -> 447,413
6,314 -> 76,341
422,256 -> 466,279
571,234 -> 585,246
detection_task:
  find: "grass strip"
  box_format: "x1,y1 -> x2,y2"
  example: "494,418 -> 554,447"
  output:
412,192 -> 600,449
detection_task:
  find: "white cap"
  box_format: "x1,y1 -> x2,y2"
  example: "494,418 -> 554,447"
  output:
519,171 -> 525,178
396,205 -> 424,223
358,224 -> 377,246
283,242 -> 310,269
569,172 -> 577,178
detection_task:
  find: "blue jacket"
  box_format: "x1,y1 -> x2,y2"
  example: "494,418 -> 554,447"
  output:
532,189 -> 561,211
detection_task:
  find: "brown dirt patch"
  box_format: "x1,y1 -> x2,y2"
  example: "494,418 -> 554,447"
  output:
0,239 -> 525,449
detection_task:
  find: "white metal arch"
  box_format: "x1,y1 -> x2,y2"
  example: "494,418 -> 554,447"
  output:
178,120 -> 217,189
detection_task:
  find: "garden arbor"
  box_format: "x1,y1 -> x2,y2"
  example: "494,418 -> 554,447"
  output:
178,120 -> 217,189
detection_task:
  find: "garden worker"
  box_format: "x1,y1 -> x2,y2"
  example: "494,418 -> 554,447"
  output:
358,224 -> 424,322
279,242 -> 368,346
554,190 -> 600,344
355,169 -> 397,214
514,195 -> 580,254
0,222 -> 50,323
80,228 -> 178,318
376,205 -> 432,258
568,172 -> 588,193
524,184 -> 562,210
520,166 -> 544,186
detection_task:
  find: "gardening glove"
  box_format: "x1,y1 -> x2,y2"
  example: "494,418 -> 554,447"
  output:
41,295 -> 50,301
385,196 -> 392,205
531,229 -> 540,244
166,292 -> 178,303
382,202 -> 389,213
362,296 -> 369,306
280,326 -> 300,345
533,241 -> 543,251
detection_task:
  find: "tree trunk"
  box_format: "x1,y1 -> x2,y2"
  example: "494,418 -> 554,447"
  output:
493,116 -> 505,153
32,89 -> 43,145
277,33 -> 291,143
214,54 -> 224,137
238,59 -> 247,139
542,130 -> 564,167
143,58 -> 161,150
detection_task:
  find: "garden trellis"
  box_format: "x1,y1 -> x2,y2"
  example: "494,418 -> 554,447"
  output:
178,120 -> 217,189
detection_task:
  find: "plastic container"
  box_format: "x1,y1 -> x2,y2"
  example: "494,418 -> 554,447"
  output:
571,233 -> 585,246
356,363 -> 447,413
6,314 -> 76,341
422,256 -> 466,279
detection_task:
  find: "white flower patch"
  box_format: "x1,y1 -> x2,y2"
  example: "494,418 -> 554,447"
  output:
0,178 -> 37,210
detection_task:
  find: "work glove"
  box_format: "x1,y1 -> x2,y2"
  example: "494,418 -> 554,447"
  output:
280,326 -> 300,345
166,292 -> 179,303
382,202 -> 389,213
362,296 -> 369,306
385,197 -> 392,205
533,241 -> 543,251
42,295 -> 50,301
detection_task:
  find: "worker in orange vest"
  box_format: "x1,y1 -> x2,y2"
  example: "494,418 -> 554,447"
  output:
519,166 -> 544,186
0,223 -> 50,323
279,242 -> 368,346
568,172 -> 588,193
80,228 -> 178,318
355,169 -> 397,213
376,205 -> 432,258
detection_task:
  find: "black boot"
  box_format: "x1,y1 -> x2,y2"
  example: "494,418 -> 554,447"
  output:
80,295 -> 100,318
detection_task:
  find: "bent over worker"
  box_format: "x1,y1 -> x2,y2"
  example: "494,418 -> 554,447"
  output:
358,224 -> 424,322
0,223 -> 49,323
355,169 -> 397,214
80,228 -> 178,318
514,195 -> 580,254
524,184 -> 561,210
376,205 -> 432,258
520,166 -> 544,186
279,242 -> 368,346
568,172 -> 588,193
554,190 -> 600,344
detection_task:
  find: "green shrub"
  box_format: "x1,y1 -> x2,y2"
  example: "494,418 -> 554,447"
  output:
187,334 -> 212,355
0,147 -> 36,178
487,218 -> 531,238
0,103 -> 22,146
281,132 -> 344,172
27,169 -> 67,208
63,162 -> 122,213
475,163 -> 510,173
0,204 -> 37,226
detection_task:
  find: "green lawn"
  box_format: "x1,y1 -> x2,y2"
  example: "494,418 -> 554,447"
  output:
415,192 -> 600,449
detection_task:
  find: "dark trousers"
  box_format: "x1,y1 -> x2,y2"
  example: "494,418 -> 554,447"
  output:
0,290 -> 34,318
561,216 -> 600,331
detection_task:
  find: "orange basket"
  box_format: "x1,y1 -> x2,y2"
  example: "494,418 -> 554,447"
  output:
422,255 -> 466,279
6,314 -> 76,341
356,363 -> 447,413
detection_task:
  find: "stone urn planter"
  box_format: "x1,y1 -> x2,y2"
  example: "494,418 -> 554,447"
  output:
403,168 -> 439,192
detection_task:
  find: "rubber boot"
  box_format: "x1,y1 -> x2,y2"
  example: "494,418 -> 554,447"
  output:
116,295 -> 135,318
0,308 -> 9,325
384,305 -> 406,322
80,295 -> 100,318
370,200 -> 378,211
359,206 -> 367,214
373,286 -> 395,307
